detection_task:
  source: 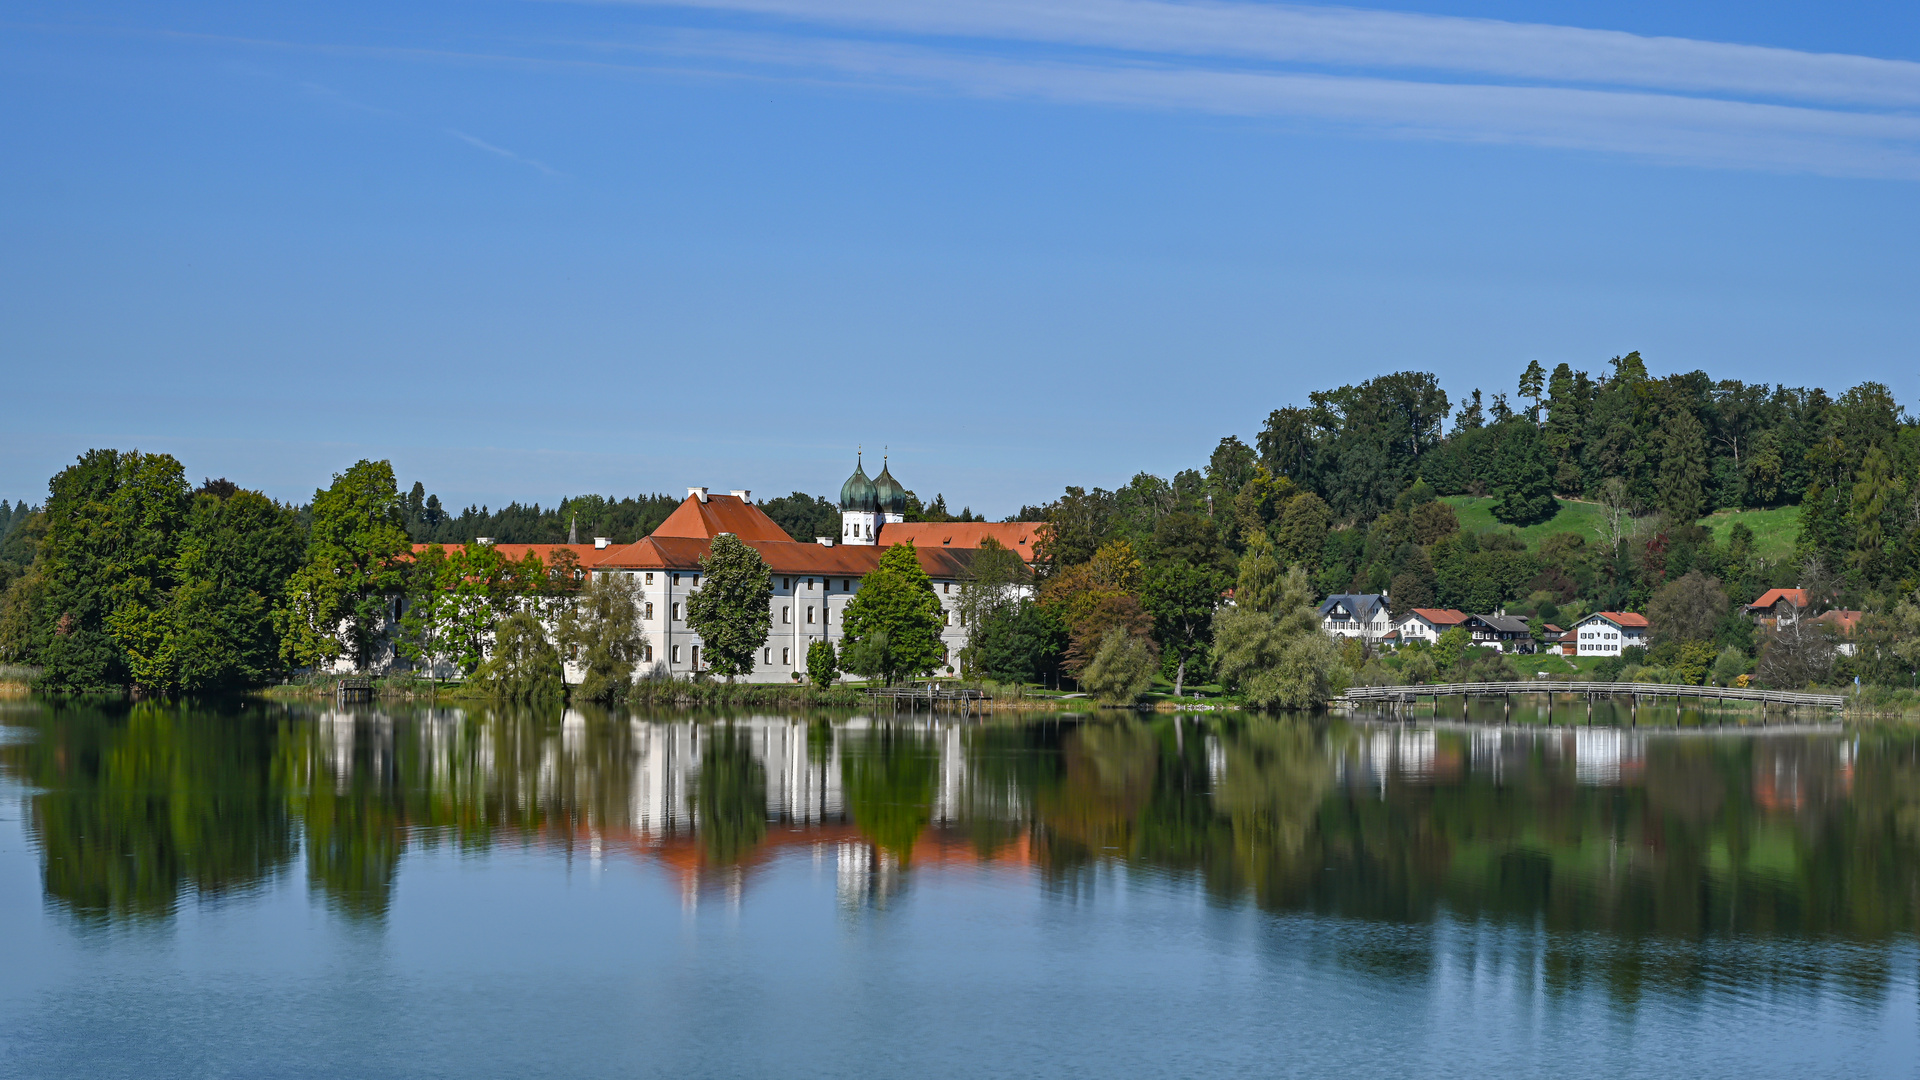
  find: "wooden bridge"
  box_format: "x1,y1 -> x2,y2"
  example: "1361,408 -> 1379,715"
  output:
1336,681 -> 1845,715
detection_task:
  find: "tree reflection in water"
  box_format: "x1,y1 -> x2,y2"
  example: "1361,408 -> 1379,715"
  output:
693,724 -> 766,865
7,700 -> 1920,1003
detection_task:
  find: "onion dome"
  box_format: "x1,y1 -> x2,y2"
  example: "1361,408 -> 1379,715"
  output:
839,454 -> 878,512
872,457 -> 907,516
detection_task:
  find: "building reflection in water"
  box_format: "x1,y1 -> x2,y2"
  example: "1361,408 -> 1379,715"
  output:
5,701 -> 1918,1004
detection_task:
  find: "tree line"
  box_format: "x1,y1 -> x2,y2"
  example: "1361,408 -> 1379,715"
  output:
957,354 -> 1920,703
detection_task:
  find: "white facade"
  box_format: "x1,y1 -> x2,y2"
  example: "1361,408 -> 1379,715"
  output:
1319,594 -> 1393,643
1572,613 -> 1647,656
1396,610 -> 1465,645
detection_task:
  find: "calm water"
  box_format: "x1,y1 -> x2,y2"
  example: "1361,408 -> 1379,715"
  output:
2,700 -> 1916,1079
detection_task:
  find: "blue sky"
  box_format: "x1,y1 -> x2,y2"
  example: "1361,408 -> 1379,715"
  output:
4,1 -> 1919,518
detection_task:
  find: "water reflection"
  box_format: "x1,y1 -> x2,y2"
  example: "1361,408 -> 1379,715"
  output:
4,701 -> 1915,954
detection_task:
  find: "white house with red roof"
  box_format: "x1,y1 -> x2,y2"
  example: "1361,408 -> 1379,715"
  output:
1397,608 -> 1469,644
1571,611 -> 1648,656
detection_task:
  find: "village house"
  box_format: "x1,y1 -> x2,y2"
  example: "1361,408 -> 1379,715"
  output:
1463,612 -> 1533,653
1743,588 -> 1862,657
1319,593 -> 1394,643
1396,608 -> 1468,645
1571,611 -> 1648,656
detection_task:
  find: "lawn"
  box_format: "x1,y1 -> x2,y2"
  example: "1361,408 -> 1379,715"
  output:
1443,496 -> 1800,561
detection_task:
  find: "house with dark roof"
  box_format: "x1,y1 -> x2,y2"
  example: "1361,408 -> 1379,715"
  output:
1464,613 -> 1534,653
1319,594 -> 1393,643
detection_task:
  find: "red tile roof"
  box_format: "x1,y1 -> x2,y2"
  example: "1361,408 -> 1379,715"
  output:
596,535 -> 978,581
652,493 -> 795,544
1746,588 -> 1809,612
1404,608 -> 1469,625
414,543 -> 611,566
1587,611 -> 1649,628
877,522 -> 1045,555
1815,609 -> 1862,637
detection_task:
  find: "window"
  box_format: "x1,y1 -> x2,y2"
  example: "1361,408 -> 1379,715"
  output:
673,573 -> 681,586
782,647 -> 791,665
693,574 -> 700,587
807,605 -> 816,624
691,645 -> 700,668
782,605 -> 790,623
942,582 -> 950,594
782,577 -> 791,590
671,602 -> 681,621
644,602 -> 654,620
671,645 -> 682,663
807,577 -> 814,589
763,648 -> 771,664
822,605 -> 830,625
645,572 -> 654,585
642,644 -> 653,662
841,579 -> 849,590
944,610 -> 952,626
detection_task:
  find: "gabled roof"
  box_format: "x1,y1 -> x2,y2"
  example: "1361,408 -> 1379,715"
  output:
1578,611 -> 1649,629
1403,608 -> 1468,626
1746,588 -> 1810,612
878,522 -> 1045,555
652,492 -> 795,544
1815,609 -> 1862,637
1318,593 -> 1387,618
1470,613 -> 1531,634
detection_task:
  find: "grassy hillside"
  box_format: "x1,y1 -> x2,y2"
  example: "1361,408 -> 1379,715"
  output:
1442,496 -> 1800,561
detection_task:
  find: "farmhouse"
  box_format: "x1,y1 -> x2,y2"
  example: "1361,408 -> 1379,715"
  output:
1319,593 -> 1393,643
1571,611 -> 1648,656
1397,608 -> 1468,645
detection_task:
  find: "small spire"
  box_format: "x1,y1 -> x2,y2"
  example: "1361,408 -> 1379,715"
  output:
568,514 -> 577,545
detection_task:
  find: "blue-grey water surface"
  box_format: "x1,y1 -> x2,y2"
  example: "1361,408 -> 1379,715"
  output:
1,699 -> 1915,1078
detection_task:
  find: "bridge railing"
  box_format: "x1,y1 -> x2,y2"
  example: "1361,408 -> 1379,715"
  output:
1338,681 -> 1844,709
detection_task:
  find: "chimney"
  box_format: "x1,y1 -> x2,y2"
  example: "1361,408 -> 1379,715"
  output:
687,487 -> 708,502
816,537 -> 834,547
474,536 -> 495,545
729,489 -> 751,501
593,537 -> 611,550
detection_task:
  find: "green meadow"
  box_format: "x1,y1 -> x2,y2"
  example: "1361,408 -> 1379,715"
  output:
1443,496 -> 1800,561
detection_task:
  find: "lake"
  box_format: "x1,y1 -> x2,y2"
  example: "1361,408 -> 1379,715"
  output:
1,699 -> 1915,1078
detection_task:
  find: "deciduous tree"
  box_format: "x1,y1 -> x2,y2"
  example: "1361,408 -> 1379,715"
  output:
841,543 -> 945,684
685,534 -> 773,680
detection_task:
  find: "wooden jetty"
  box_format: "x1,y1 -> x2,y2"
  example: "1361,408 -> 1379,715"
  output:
336,677 -> 374,703
1335,681 -> 1844,720
865,684 -> 991,712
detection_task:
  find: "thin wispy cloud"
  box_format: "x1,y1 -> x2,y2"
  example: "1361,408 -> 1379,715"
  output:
565,0 -> 1920,178
599,0 -> 1920,109
447,129 -> 566,175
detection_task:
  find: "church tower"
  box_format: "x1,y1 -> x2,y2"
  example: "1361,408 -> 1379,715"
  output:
839,452 -> 880,545
872,456 -> 907,527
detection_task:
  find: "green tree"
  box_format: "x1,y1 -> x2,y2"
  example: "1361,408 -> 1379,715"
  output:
1213,566 -> 1347,708
1852,444 -> 1896,581
281,460 -> 410,672
1491,422 -> 1559,526
685,534 -> 773,680
1079,627 -> 1158,705
1235,529 -> 1284,615
1518,359 -> 1546,421
842,543 -> 945,683
1646,570 -> 1729,646
965,600 -> 1067,685
165,486 -> 306,692
1273,493 -> 1332,572
806,639 -> 839,688
37,450 -> 191,694
558,571 -> 649,703
1145,560 -> 1225,696
954,537 -> 1030,635
1657,404 -> 1711,524
474,610 -> 565,701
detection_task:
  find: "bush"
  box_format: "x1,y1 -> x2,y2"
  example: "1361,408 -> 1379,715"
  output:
1079,628 -> 1158,706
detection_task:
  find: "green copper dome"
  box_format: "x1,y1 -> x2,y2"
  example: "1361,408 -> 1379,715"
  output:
872,459 -> 907,516
839,455 -> 878,512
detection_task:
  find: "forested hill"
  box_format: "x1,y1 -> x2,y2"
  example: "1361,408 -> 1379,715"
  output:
1031,352 -> 1915,617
